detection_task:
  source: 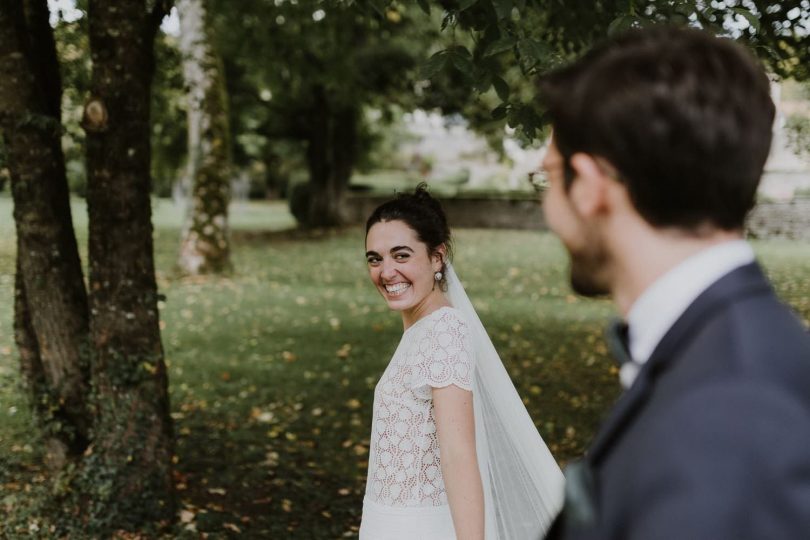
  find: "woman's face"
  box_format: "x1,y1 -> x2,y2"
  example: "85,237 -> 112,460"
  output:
365,220 -> 444,315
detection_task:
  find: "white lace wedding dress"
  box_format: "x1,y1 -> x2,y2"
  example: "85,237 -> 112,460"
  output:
360,306 -> 472,539
359,264 -> 564,540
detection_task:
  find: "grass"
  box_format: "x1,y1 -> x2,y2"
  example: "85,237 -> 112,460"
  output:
1,193 -> 809,538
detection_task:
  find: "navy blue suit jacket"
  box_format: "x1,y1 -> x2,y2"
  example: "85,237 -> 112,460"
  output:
547,262 -> 810,539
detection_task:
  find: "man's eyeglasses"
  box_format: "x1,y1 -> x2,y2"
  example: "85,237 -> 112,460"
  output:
527,170 -> 549,193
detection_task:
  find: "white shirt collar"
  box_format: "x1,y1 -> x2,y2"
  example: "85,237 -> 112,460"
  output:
619,240 -> 755,389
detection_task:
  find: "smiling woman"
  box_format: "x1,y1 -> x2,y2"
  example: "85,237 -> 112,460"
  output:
361,185 -> 474,540
365,219 -> 448,329
358,184 -> 563,540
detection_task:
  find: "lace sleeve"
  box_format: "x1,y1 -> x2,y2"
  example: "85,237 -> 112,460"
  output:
409,309 -> 474,395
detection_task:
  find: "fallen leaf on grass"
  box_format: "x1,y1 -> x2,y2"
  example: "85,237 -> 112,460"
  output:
262,451 -> 280,467
346,399 -> 361,410
251,407 -> 275,423
353,444 -> 368,456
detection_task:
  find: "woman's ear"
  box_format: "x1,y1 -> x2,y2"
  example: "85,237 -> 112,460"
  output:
433,244 -> 447,269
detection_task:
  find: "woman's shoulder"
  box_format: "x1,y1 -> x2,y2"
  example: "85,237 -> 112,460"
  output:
409,306 -> 475,386
406,306 -> 469,341
434,305 -> 468,326
421,306 -> 467,328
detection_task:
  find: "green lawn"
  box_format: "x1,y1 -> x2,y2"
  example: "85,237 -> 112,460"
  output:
1,194 -> 809,538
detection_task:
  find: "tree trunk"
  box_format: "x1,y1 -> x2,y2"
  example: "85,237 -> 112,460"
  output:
83,0 -> 174,528
302,86 -> 357,228
176,0 -> 231,274
0,0 -> 92,467
2,0 -> 175,532
331,104 -> 358,202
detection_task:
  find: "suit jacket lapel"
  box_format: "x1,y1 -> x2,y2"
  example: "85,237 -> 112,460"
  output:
587,262 -> 772,464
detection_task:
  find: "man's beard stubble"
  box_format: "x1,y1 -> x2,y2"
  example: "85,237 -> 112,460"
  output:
568,242 -> 611,298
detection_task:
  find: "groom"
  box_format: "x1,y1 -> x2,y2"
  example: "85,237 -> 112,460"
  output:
538,26 -> 810,539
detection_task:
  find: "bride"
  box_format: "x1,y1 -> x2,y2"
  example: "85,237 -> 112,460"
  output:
359,184 -> 563,539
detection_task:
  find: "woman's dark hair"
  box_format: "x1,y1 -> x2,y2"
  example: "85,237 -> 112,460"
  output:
365,183 -> 453,289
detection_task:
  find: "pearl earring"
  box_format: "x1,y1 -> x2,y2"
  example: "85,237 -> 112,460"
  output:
434,271 -> 443,281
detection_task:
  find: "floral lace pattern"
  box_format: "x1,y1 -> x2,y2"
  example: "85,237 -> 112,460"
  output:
365,307 -> 474,507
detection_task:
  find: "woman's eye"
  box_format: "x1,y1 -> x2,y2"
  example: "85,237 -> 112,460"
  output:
394,252 -> 409,261
367,257 -> 381,266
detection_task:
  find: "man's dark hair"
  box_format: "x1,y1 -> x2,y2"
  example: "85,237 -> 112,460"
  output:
538,25 -> 775,230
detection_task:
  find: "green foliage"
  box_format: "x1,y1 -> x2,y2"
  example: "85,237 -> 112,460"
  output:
353,107 -> 419,173
380,0 -> 810,139
53,15 -> 90,198
1,198 -> 809,536
152,33 -> 188,198
786,114 -> 810,162
209,0 -> 439,222
49,13 -> 186,198
65,158 -> 86,198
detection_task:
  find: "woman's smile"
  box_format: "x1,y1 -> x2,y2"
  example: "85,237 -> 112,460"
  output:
384,282 -> 411,296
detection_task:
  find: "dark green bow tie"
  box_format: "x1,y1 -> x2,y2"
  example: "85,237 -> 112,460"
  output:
606,318 -> 632,366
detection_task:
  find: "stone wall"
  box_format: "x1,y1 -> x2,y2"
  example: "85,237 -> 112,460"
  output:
348,194 -> 810,240
747,198 -> 810,240
347,194 -> 545,230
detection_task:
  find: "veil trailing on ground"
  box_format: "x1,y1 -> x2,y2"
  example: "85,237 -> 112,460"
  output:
445,262 -> 565,539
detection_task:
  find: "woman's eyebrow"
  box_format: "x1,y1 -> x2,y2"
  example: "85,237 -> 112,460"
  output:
365,246 -> 414,258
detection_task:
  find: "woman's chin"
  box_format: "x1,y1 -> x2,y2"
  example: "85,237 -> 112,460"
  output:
384,297 -> 409,311
380,291 -> 412,311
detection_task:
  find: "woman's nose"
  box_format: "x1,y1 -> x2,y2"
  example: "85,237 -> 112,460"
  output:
380,258 -> 396,280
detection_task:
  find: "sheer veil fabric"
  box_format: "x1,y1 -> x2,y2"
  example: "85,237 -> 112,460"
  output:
444,263 -> 564,539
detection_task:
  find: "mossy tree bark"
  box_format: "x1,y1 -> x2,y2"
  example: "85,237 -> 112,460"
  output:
0,0 -> 91,469
176,0 -> 231,274
1,0 -> 175,533
83,0 -> 175,529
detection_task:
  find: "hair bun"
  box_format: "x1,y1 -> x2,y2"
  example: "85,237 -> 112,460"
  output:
412,182 -> 443,214
413,182 -> 432,201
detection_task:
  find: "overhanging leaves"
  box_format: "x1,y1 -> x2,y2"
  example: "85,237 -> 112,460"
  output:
483,35 -> 516,57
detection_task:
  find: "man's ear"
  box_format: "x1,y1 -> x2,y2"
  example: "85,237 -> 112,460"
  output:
568,152 -> 614,218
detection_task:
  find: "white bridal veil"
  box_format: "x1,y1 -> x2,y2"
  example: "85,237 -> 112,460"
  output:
445,263 -> 565,539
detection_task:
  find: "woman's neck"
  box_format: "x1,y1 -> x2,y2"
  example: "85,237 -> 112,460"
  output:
401,291 -> 451,330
